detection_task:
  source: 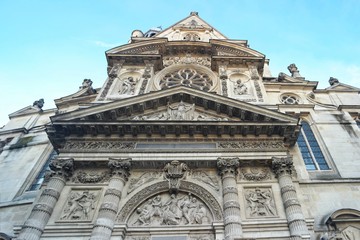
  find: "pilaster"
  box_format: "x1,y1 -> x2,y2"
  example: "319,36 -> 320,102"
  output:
217,157 -> 242,240
16,158 -> 74,240
90,158 -> 131,240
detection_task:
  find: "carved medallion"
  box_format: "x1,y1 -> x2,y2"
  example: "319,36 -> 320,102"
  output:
72,170 -> 111,183
244,188 -> 277,218
240,167 -> 271,181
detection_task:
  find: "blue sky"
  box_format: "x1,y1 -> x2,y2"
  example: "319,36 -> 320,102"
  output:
0,0 -> 359,126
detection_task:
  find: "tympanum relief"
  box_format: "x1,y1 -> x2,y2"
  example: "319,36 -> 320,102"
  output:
228,73 -> 256,102
245,188 -> 277,218
132,101 -> 228,121
130,192 -> 212,226
60,190 -> 99,221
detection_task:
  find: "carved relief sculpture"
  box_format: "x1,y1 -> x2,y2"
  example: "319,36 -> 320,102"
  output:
131,192 -> 211,226
245,188 -> 276,218
128,171 -> 163,193
233,79 -> 248,95
163,55 -> 211,68
240,167 -> 271,181
60,190 -> 99,221
163,160 -> 188,193
119,77 -> 138,95
188,170 -> 220,192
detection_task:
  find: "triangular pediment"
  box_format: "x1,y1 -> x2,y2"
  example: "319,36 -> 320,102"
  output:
156,12 -> 227,41
9,105 -> 42,118
325,82 -> 360,92
52,86 -> 297,124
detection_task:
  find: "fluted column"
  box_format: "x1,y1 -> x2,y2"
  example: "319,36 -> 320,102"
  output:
217,157 -> 242,240
90,158 -> 131,240
272,156 -> 309,240
17,158 -> 74,240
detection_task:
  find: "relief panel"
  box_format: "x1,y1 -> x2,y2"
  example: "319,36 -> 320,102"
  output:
244,187 -> 277,218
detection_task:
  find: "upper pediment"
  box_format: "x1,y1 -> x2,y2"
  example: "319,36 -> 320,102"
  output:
325,82 -> 360,92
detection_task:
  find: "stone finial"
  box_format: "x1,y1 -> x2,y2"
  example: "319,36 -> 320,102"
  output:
49,157 -> 74,179
108,158 -> 132,180
163,160 -> 188,193
271,156 -> 293,177
190,11 -> 198,16
33,98 -> 44,109
217,157 -> 240,176
329,77 -> 339,86
287,63 -> 302,78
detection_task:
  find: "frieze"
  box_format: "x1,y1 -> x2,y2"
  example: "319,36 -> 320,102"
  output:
163,55 -> 211,68
126,237 -> 150,240
128,171 -> 163,194
245,188 -> 277,218
188,170 -> 220,192
59,190 -> 99,221
72,170 -> 111,184
63,141 -> 136,151
218,141 -> 284,150
239,167 -> 271,182
130,192 -> 212,226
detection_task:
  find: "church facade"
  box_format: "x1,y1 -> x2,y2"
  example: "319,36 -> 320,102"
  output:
1,12 -> 360,240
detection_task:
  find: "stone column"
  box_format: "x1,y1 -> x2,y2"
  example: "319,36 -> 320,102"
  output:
90,158 -> 131,240
217,157 -> 242,240
17,158 -> 74,240
272,156 -> 309,240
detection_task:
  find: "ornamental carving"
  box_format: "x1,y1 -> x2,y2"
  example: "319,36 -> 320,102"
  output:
130,192 -> 212,226
72,170 -> 111,183
60,190 -> 99,221
188,170 -> 220,192
48,158 -> 74,179
128,171 -> 163,193
163,161 -> 188,193
240,167 -> 271,181
217,157 -> 240,177
272,156 -> 293,177
163,55 -> 211,68
132,101 -> 228,121
108,158 -> 132,180
245,188 -> 277,218
215,45 -> 252,57
254,81 -> 263,102
218,141 -> 285,150
63,141 -> 136,150
189,234 -> 215,240
118,77 -> 139,95
159,68 -> 213,91
119,44 -> 162,54
233,79 -> 248,95
248,65 -> 260,80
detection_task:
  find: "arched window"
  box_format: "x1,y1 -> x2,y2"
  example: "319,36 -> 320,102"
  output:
297,122 -> 330,170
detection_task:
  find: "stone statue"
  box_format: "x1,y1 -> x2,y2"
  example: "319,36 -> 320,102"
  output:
80,79 -> 92,89
60,190 -> 98,220
245,188 -> 276,217
234,80 -> 248,95
287,63 -> 302,78
33,98 -> 44,109
329,77 -> 339,86
119,77 -> 138,95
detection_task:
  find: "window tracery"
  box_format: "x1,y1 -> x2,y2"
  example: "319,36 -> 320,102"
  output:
159,68 -> 213,91
280,94 -> 301,104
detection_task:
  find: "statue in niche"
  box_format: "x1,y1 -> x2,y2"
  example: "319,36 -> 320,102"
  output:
60,190 -> 98,220
245,188 -> 276,217
119,77 -> 138,95
234,79 -> 248,95
132,193 -> 210,226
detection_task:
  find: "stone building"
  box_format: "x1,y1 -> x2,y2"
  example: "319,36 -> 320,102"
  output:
1,12 -> 360,240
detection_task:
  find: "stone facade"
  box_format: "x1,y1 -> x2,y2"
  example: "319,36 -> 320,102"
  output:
1,12 -> 360,240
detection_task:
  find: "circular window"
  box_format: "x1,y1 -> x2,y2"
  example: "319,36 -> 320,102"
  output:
280,94 -> 301,104
159,68 -> 213,91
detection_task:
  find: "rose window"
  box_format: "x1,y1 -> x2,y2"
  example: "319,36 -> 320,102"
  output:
280,94 -> 301,104
159,68 -> 213,91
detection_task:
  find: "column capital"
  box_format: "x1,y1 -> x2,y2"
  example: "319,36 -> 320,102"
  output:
217,157 -> 240,176
108,158 -> 131,181
271,156 -> 293,177
49,157 -> 74,180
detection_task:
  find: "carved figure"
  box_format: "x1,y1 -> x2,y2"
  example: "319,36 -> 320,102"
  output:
329,77 -> 339,86
61,190 -> 98,220
80,79 -> 92,89
245,188 -> 276,217
234,80 -> 248,95
119,77 -> 138,95
167,101 -> 195,120
132,192 -> 211,226
33,98 -> 44,109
